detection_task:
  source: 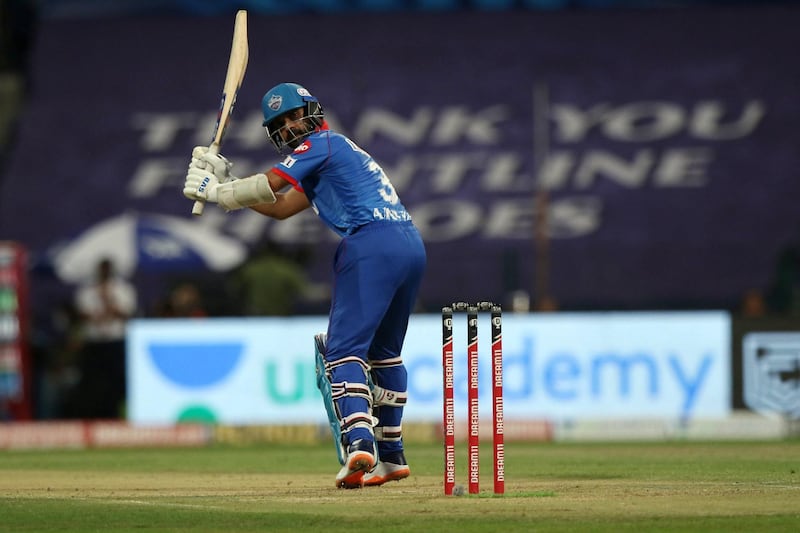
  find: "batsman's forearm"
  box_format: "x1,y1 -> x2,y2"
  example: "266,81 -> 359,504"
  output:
250,188 -> 310,219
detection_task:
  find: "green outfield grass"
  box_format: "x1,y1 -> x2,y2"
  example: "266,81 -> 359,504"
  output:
1,440 -> 798,532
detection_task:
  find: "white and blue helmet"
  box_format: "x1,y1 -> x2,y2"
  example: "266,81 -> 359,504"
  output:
261,82 -> 324,154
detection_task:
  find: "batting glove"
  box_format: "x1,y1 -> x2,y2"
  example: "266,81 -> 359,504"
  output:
191,145 -> 234,182
183,166 -> 220,203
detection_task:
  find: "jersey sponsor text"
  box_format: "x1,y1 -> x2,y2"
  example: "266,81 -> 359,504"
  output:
373,207 -> 411,221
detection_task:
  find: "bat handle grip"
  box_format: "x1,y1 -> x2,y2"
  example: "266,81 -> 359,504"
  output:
191,143 -> 221,216
192,200 -> 205,216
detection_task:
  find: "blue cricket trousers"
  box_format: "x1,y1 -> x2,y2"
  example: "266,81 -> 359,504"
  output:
325,220 -> 426,450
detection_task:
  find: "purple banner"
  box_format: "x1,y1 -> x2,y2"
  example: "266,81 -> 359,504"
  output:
1,7 -> 799,315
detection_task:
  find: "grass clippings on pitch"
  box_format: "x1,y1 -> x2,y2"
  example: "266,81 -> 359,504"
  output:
0,440 -> 798,532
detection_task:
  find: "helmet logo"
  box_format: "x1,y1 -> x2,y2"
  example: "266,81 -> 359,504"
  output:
297,87 -> 311,97
268,94 -> 282,111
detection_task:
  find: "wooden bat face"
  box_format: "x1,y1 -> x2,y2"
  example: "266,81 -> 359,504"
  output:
212,9 -> 249,147
193,9 -> 249,216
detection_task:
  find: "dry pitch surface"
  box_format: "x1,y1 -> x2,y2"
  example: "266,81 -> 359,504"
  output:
2,469 -> 796,517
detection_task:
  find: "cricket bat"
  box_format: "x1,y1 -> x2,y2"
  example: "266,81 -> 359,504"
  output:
193,9 -> 249,216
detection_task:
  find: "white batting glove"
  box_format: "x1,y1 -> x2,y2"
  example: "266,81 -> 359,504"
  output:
183,166 -> 220,203
191,146 -> 235,182
184,169 -> 276,210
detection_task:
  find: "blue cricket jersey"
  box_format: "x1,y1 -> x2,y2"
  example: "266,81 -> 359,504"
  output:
268,126 -> 426,452
270,129 -> 411,236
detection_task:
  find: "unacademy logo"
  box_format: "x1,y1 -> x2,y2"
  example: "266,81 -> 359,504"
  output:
147,342 -> 244,387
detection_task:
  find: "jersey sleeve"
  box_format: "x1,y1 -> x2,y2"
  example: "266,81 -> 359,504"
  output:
270,137 -> 330,192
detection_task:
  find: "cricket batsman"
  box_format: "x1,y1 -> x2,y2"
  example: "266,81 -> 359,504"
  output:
183,82 -> 427,489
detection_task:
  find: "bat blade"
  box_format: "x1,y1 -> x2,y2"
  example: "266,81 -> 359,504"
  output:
193,9 -> 249,216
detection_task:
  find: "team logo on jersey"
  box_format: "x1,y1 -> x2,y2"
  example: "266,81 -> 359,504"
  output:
294,140 -> 312,153
267,94 -> 282,111
281,155 -> 296,168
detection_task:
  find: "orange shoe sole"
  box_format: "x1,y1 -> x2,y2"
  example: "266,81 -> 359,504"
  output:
363,466 -> 411,487
336,452 -> 376,489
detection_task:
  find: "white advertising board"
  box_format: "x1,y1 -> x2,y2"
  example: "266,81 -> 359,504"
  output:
127,312 -> 731,425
